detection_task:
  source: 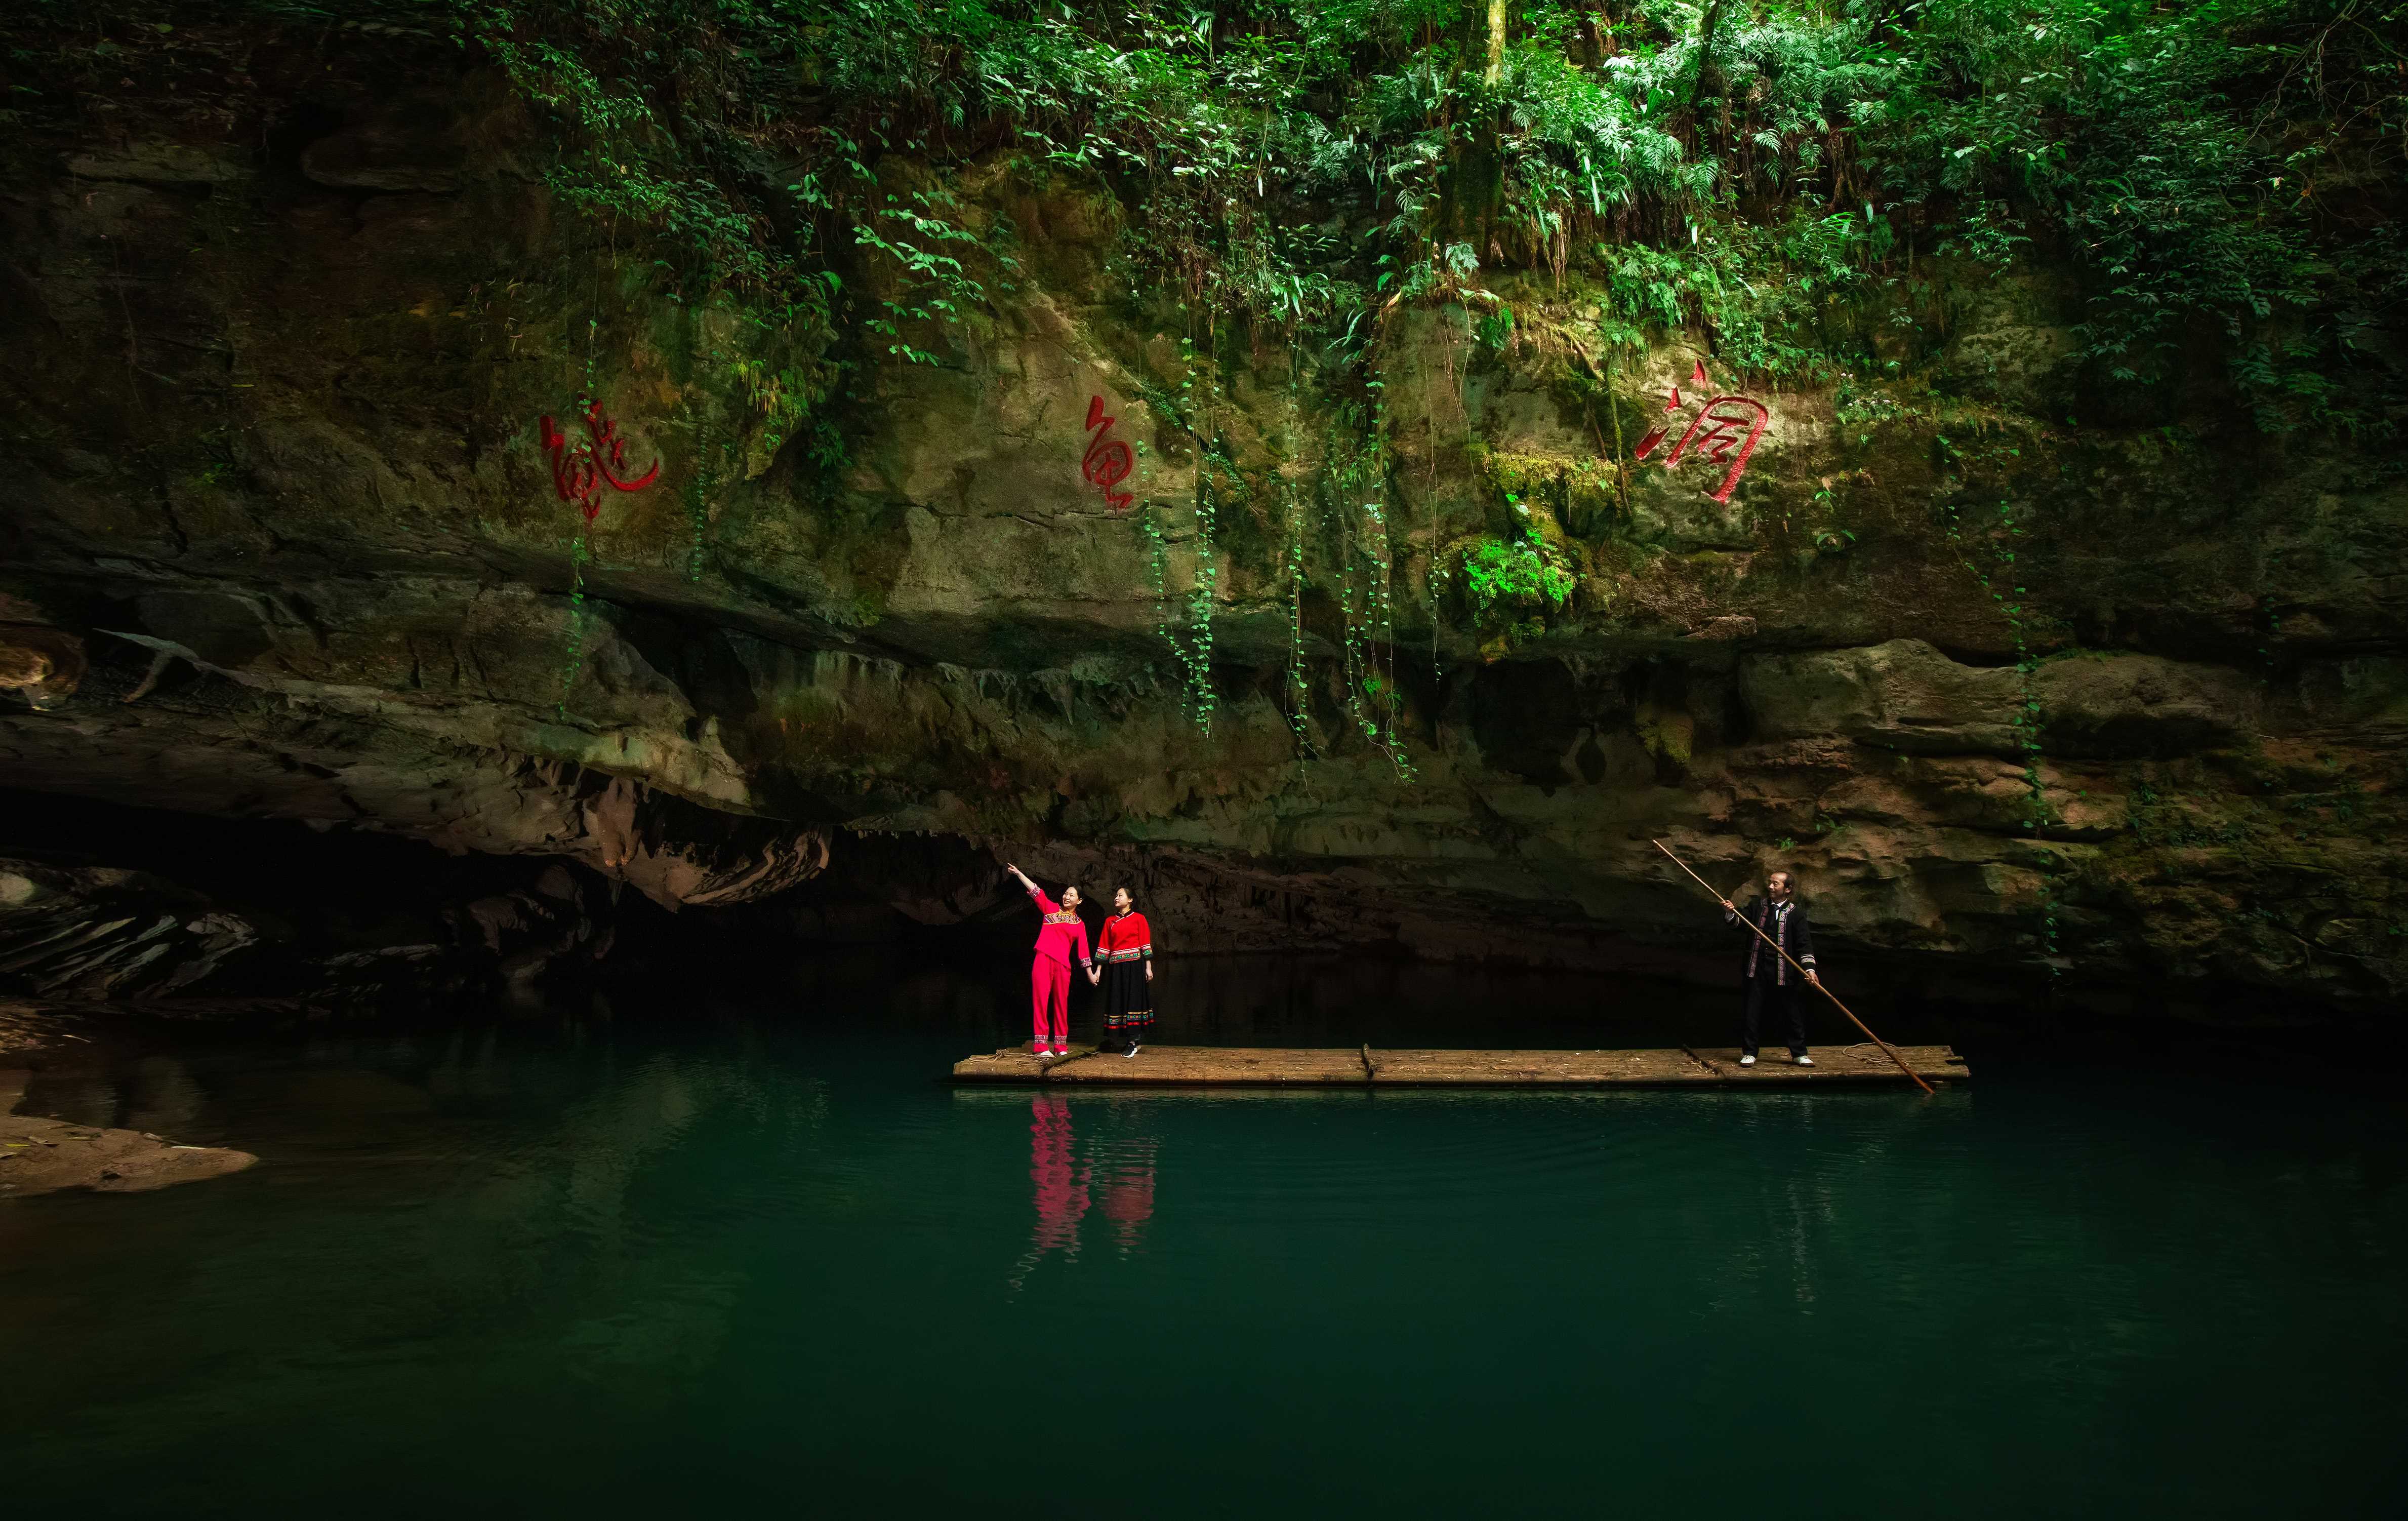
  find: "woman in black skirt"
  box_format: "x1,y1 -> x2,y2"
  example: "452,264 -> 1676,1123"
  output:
1087,886 -> 1155,1056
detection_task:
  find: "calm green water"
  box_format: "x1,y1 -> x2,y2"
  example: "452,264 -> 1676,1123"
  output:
4,955 -> 2403,1517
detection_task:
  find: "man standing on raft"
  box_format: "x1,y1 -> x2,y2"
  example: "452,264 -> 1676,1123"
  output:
1722,868 -> 1818,1068
1089,886 -> 1154,1057
1006,863 -> 1092,1060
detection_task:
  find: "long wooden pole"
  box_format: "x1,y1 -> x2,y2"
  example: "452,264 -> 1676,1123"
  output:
1651,839 -> 1934,1095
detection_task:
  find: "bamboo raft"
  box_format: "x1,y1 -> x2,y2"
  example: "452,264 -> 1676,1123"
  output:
951,1043 -> 1968,1088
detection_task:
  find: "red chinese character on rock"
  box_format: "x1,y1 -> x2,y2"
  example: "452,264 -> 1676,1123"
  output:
1081,394 -> 1134,512
1631,362 -> 1769,505
541,398 -> 663,522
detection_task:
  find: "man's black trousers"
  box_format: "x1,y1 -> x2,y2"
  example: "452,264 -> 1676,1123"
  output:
1742,973 -> 1808,1058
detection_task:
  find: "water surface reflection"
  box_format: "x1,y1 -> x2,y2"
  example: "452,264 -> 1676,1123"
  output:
1011,1093 -> 1161,1289
0,970 -> 2401,1519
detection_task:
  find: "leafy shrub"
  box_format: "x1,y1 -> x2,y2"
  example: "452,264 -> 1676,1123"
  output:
1458,508 -> 1573,644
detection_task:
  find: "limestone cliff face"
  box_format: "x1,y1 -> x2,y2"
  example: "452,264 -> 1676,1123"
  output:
4,28 -> 2403,1019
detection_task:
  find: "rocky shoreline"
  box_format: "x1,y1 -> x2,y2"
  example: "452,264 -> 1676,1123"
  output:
0,1062 -> 257,1198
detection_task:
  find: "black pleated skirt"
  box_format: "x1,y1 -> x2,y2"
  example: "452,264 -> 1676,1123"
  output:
1101,960 -> 1154,1031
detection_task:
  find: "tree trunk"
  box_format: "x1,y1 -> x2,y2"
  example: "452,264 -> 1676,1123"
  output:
1442,0 -> 1511,255
1688,0 -> 1725,112
1578,1 -> 1619,67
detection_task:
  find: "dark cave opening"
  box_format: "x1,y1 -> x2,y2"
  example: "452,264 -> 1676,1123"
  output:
0,786 -> 1046,1015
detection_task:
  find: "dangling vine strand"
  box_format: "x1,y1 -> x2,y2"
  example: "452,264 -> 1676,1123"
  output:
1282,473 -> 1314,759
557,239 -> 607,721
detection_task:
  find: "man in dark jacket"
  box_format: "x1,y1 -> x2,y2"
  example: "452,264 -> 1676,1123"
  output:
1721,870 -> 1819,1067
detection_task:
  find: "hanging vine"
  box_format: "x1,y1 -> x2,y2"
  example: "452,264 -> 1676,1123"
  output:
555,534 -> 591,721
1318,403 -> 1415,781
556,269 -> 604,721
1281,472 -> 1315,759
1137,499 -> 1172,641
1131,323 -> 1226,736
1181,452 -> 1226,735
1942,484 -> 2063,980
682,417 -> 718,585
1132,472 -> 1218,736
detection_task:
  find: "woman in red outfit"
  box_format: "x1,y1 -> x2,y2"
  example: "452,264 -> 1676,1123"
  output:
1005,863 -> 1091,1058
1089,886 -> 1154,1056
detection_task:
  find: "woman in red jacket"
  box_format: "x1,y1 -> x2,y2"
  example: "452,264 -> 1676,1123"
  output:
1005,862 -> 1091,1058
1089,886 -> 1154,1056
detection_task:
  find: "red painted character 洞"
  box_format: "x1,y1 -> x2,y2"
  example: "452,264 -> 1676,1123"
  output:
1630,361 -> 1768,505
1005,862 -> 1092,1058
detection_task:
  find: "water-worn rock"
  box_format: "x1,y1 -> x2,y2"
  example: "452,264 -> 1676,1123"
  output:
0,859 -> 259,1000
0,1112 -> 256,1196
0,833 -> 633,1012
0,1065 -> 255,1194
2033,655 -> 2261,758
0,624 -> 86,709
1741,640 -> 2023,755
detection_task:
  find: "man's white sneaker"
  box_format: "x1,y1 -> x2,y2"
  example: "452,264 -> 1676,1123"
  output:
1738,1054 -> 1757,1067
1794,1055 -> 1814,1067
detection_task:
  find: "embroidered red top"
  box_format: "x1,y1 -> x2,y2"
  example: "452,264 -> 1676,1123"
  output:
1096,910 -> 1153,963
1027,887 -> 1092,969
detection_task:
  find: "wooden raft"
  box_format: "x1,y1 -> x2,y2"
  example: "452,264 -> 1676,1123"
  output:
951,1043 -> 1967,1088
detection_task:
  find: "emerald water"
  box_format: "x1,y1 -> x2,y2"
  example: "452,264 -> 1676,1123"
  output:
5,954 -> 2402,1517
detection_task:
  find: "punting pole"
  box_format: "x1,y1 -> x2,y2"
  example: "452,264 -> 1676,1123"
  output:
1652,838 -> 1935,1096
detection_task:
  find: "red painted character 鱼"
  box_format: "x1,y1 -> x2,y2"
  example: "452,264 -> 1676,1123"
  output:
1081,394 -> 1134,512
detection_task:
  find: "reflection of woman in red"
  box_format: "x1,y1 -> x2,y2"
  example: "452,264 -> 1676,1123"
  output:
1100,1137 -> 1157,1255
1029,1094 -> 1087,1258
1005,863 -> 1091,1058
1008,1093 -> 1088,1293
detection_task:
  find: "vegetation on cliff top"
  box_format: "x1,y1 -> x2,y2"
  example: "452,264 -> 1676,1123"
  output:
21,0 -> 2395,427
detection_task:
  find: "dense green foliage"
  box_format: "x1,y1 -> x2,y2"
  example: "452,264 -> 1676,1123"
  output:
22,0 -> 2399,419
117,2 -> 2391,415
